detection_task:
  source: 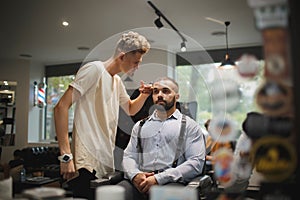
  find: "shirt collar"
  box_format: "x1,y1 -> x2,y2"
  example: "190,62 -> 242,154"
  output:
149,109 -> 181,121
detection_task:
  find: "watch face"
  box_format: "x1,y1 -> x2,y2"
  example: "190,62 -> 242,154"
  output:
62,155 -> 70,162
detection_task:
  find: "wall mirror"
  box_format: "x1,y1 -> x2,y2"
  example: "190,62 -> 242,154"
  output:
0,80 -> 17,146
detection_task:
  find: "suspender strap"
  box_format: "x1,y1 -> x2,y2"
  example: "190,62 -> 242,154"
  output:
137,117 -> 148,167
172,114 -> 186,168
201,133 -> 207,175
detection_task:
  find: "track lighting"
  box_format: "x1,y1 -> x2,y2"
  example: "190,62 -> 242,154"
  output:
147,1 -> 187,51
219,21 -> 236,69
154,16 -> 163,29
180,42 -> 186,52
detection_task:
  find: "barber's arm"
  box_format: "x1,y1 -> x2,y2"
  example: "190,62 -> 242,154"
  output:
123,81 -> 153,116
54,87 -> 79,180
155,125 -> 206,185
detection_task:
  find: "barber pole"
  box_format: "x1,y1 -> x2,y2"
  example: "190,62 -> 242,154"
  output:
38,82 -> 46,108
33,81 -> 38,106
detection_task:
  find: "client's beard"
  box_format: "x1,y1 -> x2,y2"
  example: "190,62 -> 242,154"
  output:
155,96 -> 176,112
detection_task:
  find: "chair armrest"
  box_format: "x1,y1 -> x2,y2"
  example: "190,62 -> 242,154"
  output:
187,174 -> 213,199
102,171 -> 124,184
187,174 -> 213,190
90,171 -> 124,188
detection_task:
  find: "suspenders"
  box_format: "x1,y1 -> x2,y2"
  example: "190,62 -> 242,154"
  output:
136,116 -> 148,166
136,114 -> 187,168
173,114 -> 186,168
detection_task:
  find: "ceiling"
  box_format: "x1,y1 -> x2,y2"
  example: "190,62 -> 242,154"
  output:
0,0 -> 262,65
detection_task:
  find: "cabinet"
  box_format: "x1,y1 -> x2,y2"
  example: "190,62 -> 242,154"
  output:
0,81 -> 17,146
0,106 -> 15,146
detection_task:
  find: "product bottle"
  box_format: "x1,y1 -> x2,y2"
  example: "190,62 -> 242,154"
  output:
20,167 -> 26,182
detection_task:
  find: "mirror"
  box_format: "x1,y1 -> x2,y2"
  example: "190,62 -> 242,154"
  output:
0,80 -> 17,146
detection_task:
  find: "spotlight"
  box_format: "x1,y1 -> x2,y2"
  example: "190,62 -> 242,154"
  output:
180,42 -> 186,52
154,16 -> 163,28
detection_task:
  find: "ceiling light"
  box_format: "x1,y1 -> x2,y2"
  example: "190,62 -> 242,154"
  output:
219,21 -> 236,69
180,42 -> 186,52
62,21 -> 69,27
77,46 -> 90,51
154,16 -> 163,28
19,54 -> 32,58
220,53 -> 236,69
211,31 -> 225,36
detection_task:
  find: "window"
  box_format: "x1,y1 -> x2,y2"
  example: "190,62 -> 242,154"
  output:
45,75 -> 75,141
176,47 -> 263,135
42,62 -> 81,142
176,62 -> 264,130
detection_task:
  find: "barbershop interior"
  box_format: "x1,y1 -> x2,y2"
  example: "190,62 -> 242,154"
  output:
0,0 -> 299,199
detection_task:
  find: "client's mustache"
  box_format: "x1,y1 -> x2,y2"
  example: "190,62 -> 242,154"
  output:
155,97 -> 166,104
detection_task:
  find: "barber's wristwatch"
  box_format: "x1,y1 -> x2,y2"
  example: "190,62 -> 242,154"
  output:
58,153 -> 73,163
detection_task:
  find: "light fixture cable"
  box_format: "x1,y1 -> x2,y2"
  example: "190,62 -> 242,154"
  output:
225,21 -> 229,56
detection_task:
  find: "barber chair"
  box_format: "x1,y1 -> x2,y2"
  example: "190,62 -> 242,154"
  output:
91,89 -> 212,199
90,167 -> 213,200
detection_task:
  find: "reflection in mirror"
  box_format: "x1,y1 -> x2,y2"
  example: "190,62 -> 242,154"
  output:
0,80 -> 17,146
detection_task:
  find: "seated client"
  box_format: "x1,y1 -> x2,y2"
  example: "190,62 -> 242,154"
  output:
118,77 -> 206,200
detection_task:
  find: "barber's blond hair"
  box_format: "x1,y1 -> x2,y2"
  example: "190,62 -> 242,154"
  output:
114,31 -> 150,56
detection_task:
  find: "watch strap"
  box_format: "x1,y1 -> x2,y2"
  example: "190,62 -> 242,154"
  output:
58,153 -> 73,163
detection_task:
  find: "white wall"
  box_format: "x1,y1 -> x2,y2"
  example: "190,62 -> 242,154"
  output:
28,61 -> 45,143
0,59 -> 49,163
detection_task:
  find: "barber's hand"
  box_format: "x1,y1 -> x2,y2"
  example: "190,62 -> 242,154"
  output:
139,81 -> 153,95
60,161 -> 76,180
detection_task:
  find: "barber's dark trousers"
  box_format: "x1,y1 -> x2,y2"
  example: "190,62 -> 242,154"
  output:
67,168 -> 97,200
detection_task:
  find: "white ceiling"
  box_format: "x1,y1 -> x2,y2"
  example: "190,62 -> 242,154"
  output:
0,0 -> 262,65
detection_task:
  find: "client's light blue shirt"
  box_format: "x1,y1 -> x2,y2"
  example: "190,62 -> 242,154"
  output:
122,109 -> 206,185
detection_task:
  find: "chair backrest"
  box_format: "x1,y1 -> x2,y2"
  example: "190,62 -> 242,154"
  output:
177,101 -> 198,120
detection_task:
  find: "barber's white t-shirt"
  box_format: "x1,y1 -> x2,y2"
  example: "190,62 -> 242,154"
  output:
70,61 -> 130,178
